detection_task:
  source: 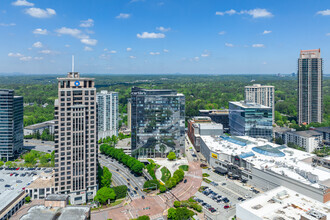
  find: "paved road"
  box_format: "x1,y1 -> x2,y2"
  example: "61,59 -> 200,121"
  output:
92,159 -> 203,220
99,155 -> 146,199
23,139 -> 54,153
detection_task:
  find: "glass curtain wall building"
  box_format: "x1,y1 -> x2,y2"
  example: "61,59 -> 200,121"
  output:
97,90 -> 119,140
0,89 -> 23,160
130,87 -> 185,158
229,101 -> 273,140
298,49 -> 323,124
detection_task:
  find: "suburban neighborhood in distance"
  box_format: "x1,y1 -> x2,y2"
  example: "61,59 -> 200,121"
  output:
0,0 -> 330,220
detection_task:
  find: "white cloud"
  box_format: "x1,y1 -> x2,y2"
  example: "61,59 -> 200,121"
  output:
246,9 -> 273,18
316,9 -> 330,16
33,28 -> 48,35
201,53 -> 209,57
39,50 -> 52,54
137,32 -> 165,39
263,30 -> 272,34
215,8 -> 273,18
99,54 -> 110,60
34,57 -> 43,60
84,46 -> 93,51
116,13 -> 130,19
225,43 -> 234,47
262,61 -> 267,65
25,8 -> 56,18
109,50 -> 117,54
19,56 -> 32,61
129,56 -> 136,59
12,0 -> 34,7
126,48 -> 132,52
80,19 -> 94,28
252,44 -> 265,48
194,56 -> 200,61
55,27 -> 88,39
150,52 -> 160,55
81,38 -> 97,46
156,26 -> 171,32
33,41 -> 43,48
8,52 -> 23,57
65,44 -> 70,47
163,49 -> 169,53
218,31 -> 226,35
0,23 -> 16,27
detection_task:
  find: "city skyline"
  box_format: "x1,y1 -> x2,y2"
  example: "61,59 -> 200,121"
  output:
1,0 -> 330,74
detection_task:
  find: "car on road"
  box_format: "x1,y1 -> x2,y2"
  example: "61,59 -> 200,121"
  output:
116,169 -> 119,171
221,182 -> 226,186
133,190 -> 137,194
16,180 -> 22,183
135,187 -> 138,190
127,178 -> 130,181
184,179 -> 187,183
142,196 -> 145,199
10,173 -> 13,176
224,205 -> 230,209
238,197 -> 243,201
127,183 -> 130,186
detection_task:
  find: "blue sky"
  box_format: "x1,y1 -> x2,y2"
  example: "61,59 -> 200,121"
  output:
0,0 -> 330,74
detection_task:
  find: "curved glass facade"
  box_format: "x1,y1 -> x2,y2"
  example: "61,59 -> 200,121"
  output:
252,145 -> 285,157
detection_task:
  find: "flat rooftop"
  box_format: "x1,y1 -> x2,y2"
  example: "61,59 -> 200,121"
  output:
314,127 -> 330,133
229,101 -> 271,109
288,130 -> 323,138
237,186 -> 330,219
24,120 -> 55,130
0,168 -> 45,215
20,205 -> 90,220
201,135 -> 330,189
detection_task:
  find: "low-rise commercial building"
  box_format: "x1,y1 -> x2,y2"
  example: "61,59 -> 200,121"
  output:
229,101 -> 273,141
283,130 -> 323,153
188,117 -> 223,152
199,109 -> 229,132
25,171 -> 55,200
200,135 -> 330,203
236,186 -> 330,220
24,120 -> 55,136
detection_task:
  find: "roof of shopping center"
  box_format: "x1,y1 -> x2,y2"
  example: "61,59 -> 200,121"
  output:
201,135 -> 330,189
237,186 -> 330,219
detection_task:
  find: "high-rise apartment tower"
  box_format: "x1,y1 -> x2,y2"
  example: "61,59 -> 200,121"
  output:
245,84 -> 275,123
97,90 -> 118,139
298,49 -> 323,124
54,72 -> 98,204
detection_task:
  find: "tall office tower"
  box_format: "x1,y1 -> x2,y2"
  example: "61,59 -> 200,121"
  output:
127,98 -> 131,131
131,87 -> 185,158
298,49 -> 323,124
0,90 -> 23,160
229,101 -> 273,140
97,90 -> 118,139
244,84 -> 275,123
54,72 -> 97,204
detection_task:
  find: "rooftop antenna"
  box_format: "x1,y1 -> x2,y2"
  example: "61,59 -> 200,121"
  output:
72,55 -> 74,73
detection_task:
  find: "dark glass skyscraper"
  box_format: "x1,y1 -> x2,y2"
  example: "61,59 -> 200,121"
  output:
130,87 -> 185,158
298,49 -> 323,124
229,101 -> 273,140
0,89 -> 23,160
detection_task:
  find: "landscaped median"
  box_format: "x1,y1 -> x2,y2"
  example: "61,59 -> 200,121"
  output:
161,166 -> 171,183
178,165 -> 189,171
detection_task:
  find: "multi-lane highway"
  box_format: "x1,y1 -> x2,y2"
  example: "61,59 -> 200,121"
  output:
98,155 -> 146,199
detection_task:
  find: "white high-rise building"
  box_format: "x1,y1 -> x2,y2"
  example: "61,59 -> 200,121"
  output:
244,84 -> 275,123
97,90 -> 119,139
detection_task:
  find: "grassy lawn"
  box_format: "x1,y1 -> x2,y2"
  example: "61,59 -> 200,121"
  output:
179,165 -> 189,171
203,178 -> 212,183
161,166 -> 171,183
202,173 -> 210,177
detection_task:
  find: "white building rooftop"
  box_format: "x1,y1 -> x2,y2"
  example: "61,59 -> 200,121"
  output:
236,186 -> 330,220
201,135 -> 330,189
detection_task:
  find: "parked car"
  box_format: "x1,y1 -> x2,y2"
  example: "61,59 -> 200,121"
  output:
238,197 -> 243,201
142,196 -> 145,199
184,179 -> 187,183
224,205 -> 230,209
10,173 -> 13,176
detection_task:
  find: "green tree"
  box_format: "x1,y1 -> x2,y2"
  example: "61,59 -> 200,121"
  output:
167,208 -> 176,220
159,185 -> 166,193
136,216 -> 150,220
25,196 -> 31,203
101,167 -> 112,188
175,207 -> 195,220
0,161 -> 4,167
167,152 -> 176,161
174,201 -> 181,208
143,179 -> 160,190
112,185 -> 128,199
94,187 -> 116,205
